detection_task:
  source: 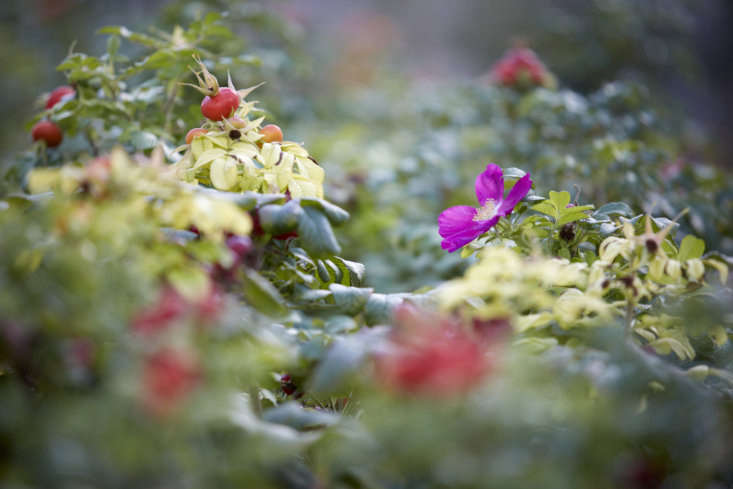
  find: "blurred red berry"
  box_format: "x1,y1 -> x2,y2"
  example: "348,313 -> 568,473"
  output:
472,317 -> 513,343
195,284 -> 224,323
131,286 -> 188,334
46,85 -> 75,109
273,231 -> 299,240
280,374 -> 297,395
142,349 -> 200,416
31,121 -> 63,147
250,211 -> 264,236
226,235 -> 252,258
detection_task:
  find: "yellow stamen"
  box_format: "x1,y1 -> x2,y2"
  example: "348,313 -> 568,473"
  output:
474,200 -> 497,222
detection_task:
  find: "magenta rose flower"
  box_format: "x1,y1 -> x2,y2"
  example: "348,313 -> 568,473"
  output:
438,164 -> 532,252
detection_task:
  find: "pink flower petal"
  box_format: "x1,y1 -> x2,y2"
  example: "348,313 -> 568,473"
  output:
475,164 -> 504,205
497,173 -> 532,216
438,205 -> 478,238
439,215 -> 499,252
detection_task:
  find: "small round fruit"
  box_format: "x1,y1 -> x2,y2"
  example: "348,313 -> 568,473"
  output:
260,124 -> 283,143
201,88 -> 239,121
46,85 -> 75,109
185,128 -> 208,144
31,121 -> 63,147
228,117 -> 247,129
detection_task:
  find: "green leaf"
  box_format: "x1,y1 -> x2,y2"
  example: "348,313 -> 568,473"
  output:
678,235 -> 705,261
298,206 -> 341,257
324,315 -> 358,334
262,402 -> 339,430
258,200 -> 303,235
106,35 -> 121,57
333,257 -> 365,286
167,266 -> 210,301
531,201 -> 558,220
558,210 -> 591,226
329,284 -> 372,315
209,158 -> 238,190
315,260 -> 331,282
308,332 -> 379,394
192,189 -> 283,210
242,269 -> 287,316
299,198 -> 350,225
364,293 -> 404,326
593,202 -> 633,218
502,167 -> 527,186
549,190 -> 571,210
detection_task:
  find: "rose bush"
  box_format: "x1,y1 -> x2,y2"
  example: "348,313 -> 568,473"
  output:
1,7 -> 732,489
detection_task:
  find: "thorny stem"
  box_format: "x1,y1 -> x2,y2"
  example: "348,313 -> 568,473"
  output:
163,75 -> 183,135
37,143 -> 48,166
85,128 -> 99,157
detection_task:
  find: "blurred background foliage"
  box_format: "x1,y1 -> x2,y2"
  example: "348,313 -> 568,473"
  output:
2,0 -> 732,158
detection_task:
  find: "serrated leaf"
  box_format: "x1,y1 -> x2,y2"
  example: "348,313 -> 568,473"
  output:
333,257 -> 365,286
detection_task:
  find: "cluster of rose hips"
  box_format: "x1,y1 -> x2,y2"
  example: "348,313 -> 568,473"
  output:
31,85 -> 74,148
184,58 -> 284,147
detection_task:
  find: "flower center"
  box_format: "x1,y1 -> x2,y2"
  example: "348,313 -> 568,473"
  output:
474,200 -> 498,222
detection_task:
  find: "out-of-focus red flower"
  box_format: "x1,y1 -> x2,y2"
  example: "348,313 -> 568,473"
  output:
142,348 -> 200,416
331,12 -> 399,87
472,317 -> 513,343
195,284 -> 224,323
131,286 -> 188,335
489,47 -> 553,88
375,304 -> 504,397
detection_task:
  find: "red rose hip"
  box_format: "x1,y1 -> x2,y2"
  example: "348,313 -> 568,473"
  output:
46,85 -> 75,109
201,88 -> 240,121
31,121 -> 63,147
